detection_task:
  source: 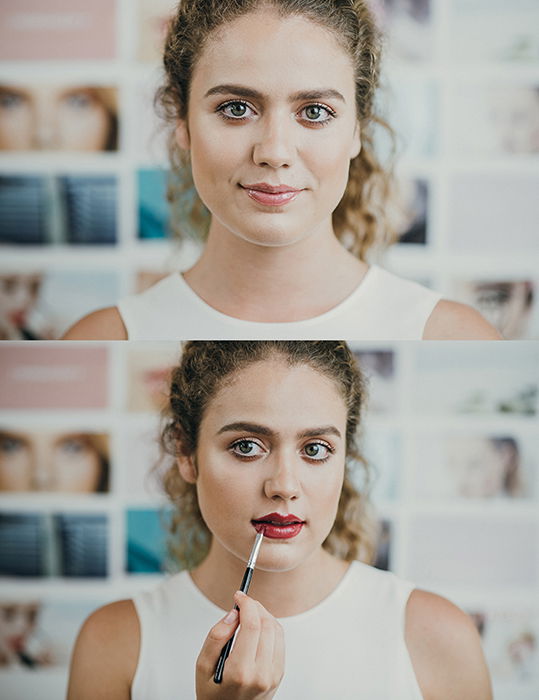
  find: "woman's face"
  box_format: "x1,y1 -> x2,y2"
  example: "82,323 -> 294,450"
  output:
0,430 -> 104,492
448,438 -> 509,498
0,274 -> 41,329
182,358 -> 348,573
0,84 -> 112,151
179,9 -> 361,248
0,604 -> 39,654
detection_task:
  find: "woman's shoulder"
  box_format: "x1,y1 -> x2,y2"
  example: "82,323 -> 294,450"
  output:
405,589 -> 493,700
423,299 -> 502,340
67,599 -> 139,699
61,306 -> 128,340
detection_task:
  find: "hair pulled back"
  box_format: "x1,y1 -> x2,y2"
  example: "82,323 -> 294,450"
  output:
157,0 -> 396,258
158,341 -> 376,570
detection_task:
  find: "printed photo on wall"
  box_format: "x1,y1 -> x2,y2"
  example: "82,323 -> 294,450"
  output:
0,84 -> 118,152
0,345 -> 109,410
412,343 -> 539,416
0,174 -> 117,246
0,511 -> 108,578
0,269 -> 119,340
449,0 -> 539,63
467,609 -> 539,685
0,0 -> 117,61
373,518 -> 392,572
126,507 -> 172,574
125,344 -> 181,413
137,169 -> 170,240
0,428 -> 110,493
393,177 -> 429,245
351,348 -> 397,414
412,432 -> 538,500
367,0 -> 433,62
0,598 -> 100,670
451,83 -> 539,156
453,278 -> 538,341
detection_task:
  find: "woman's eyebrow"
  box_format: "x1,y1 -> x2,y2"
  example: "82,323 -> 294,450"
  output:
217,421 -> 274,436
216,422 -> 342,439
297,426 -> 342,439
204,84 -> 346,104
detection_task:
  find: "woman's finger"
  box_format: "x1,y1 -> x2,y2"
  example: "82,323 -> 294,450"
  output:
226,591 -> 262,670
196,607 -> 239,677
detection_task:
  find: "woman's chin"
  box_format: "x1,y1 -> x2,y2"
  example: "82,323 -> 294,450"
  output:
253,546 -> 310,574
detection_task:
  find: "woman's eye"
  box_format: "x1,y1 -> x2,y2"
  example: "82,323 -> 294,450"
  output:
230,439 -> 264,457
219,101 -> 253,120
301,104 -> 335,123
0,436 -> 24,454
59,438 -> 86,454
0,92 -> 24,109
303,442 -> 332,460
63,92 -> 92,109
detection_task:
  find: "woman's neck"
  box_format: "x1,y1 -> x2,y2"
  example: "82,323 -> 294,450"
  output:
183,220 -> 368,323
190,541 -> 350,619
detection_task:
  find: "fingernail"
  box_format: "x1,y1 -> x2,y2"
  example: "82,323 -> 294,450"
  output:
223,608 -> 238,624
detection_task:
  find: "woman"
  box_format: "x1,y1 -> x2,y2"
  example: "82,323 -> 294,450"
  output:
67,341 -> 492,698
63,0 -> 499,340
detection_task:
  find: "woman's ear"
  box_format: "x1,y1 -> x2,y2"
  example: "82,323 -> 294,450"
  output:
175,119 -> 191,150
350,122 -> 361,159
177,454 -> 197,483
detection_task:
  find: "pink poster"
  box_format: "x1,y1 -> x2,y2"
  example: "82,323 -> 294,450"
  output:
0,345 -> 109,409
0,0 -> 116,60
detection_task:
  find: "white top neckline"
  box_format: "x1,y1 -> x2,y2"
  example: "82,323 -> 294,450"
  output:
184,560 -> 359,622
173,265 -> 378,327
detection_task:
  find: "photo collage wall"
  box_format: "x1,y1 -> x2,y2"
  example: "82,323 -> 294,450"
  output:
0,0 -> 538,339
0,341 -> 538,699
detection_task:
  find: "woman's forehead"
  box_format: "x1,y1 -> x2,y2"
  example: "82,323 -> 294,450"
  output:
203,360 -> 348,427
192,9 -> 355,95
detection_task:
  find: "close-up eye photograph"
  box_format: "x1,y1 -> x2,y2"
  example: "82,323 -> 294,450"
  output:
0,1 -> 538,699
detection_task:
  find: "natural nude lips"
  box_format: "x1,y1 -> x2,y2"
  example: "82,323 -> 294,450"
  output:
252,512 -> 305,539
241,182 -> 303,207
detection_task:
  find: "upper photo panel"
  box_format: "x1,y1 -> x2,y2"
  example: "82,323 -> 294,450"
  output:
1,0 -> 538,340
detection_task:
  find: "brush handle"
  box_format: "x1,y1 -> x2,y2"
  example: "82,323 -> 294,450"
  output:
213,567 -> 253,683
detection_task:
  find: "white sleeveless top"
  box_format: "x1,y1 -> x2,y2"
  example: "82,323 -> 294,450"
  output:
131,561 -> 424,699
117,265 -> 441,340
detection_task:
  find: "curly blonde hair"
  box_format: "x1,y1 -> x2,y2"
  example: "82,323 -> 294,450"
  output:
158,341 -> 377,570
156,0 -> 396,258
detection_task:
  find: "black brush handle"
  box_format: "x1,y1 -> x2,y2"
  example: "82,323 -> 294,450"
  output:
213,567 -> 253,683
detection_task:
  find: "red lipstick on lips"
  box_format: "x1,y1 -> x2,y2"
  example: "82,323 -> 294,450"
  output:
251,512 -> 305,539
241,182 -> 303,207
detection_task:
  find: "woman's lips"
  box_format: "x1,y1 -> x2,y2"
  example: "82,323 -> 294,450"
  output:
251,513 -> 305,539
240,184 -> 303,207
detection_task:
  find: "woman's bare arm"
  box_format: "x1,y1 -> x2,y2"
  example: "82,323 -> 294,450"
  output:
67,600 -> 140,700
61,307 -> 128,340
406,589 -> 493,700
423,300 -> 503,340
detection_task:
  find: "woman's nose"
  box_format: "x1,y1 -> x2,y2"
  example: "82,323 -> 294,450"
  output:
252,113 -> 296,169
263,455 -> 300,501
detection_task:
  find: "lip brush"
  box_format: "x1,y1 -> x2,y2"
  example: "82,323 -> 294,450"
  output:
213,530 -> 264,684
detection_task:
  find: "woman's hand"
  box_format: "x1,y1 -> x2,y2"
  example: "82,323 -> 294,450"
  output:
196,591 -> 285,699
